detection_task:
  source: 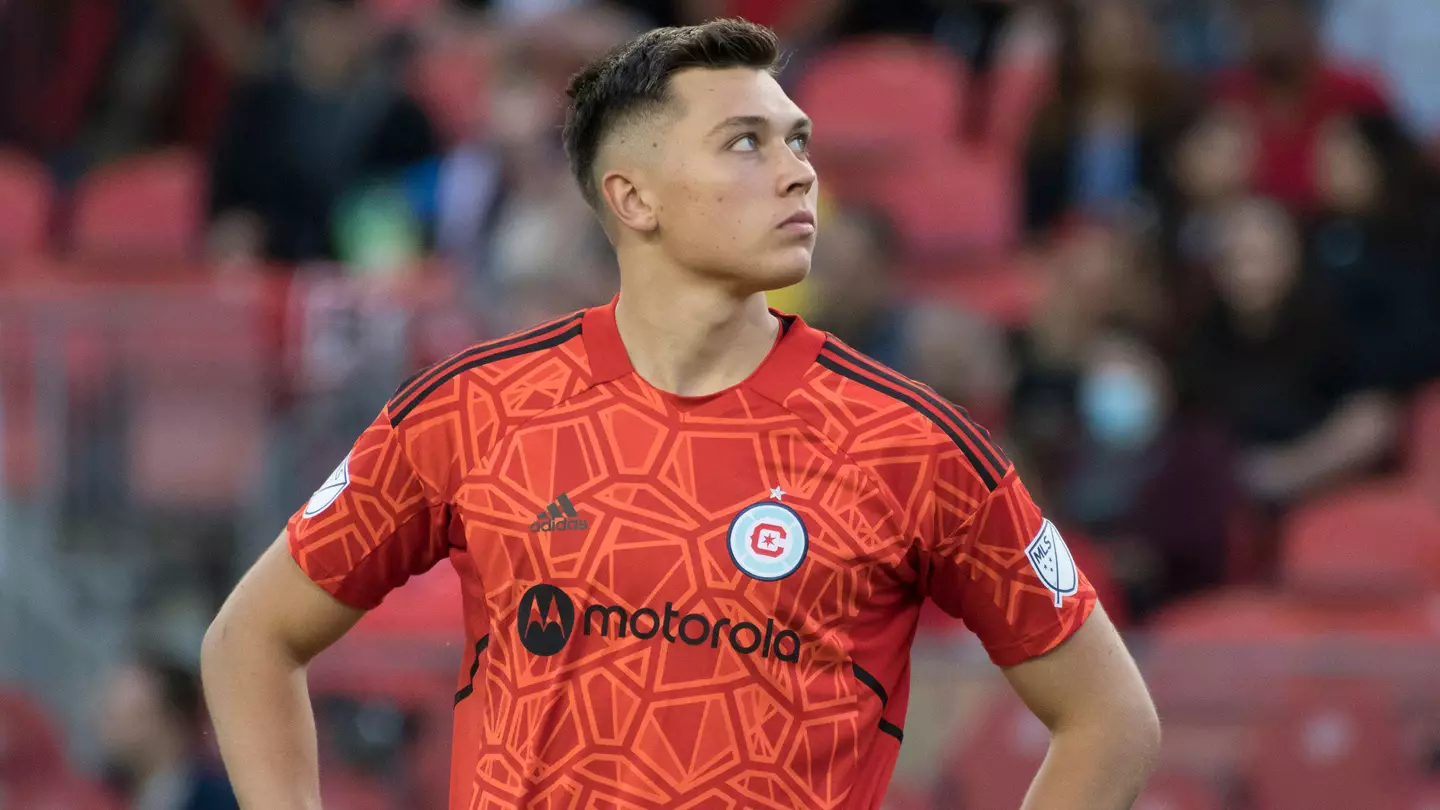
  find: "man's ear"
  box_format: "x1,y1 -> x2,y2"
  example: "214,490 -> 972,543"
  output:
600,168 -> 658,234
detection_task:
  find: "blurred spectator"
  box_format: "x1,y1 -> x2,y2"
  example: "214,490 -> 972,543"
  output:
429,6 -> 635,321
1212,0 -> 1389,209
96,652 -> 238,810
903,302 -> 1015,434
1157,104 -> 1257,321
1310,112 -> 1440,391
209,0 -> 440,263
1008,220 -> 1168,487
806,206 -> 906,368
1181,197 -> 1399,507
1054,329 -> 1237,620
75,0 -> 270,169
1324,0 -> 1440,140
1022,0 -> 1190,237
0,0 -> 119,166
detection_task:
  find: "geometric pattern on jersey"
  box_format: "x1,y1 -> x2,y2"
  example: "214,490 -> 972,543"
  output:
287,296 -> 1097,810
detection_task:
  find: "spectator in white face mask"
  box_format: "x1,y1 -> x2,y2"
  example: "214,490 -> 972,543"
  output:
1052,329 -> 1239,621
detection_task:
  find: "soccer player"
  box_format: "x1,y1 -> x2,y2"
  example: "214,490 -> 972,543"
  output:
202,18 -> 1161,810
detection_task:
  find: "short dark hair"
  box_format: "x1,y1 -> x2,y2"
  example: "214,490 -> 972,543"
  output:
562,19 -> 781,210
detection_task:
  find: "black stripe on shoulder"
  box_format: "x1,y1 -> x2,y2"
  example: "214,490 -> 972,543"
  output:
390,322 -> 583,426
818,340 -> 1009,490
879,718 -> 904,743
388,312 -> 583,414
453,634 -> 490,706
853,662 -> 888,707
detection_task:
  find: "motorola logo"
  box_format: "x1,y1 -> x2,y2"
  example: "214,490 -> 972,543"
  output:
516,584 -> 575,656
514,583 -> 800,663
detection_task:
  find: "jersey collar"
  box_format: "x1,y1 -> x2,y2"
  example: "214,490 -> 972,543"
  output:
582,293 -> 825,405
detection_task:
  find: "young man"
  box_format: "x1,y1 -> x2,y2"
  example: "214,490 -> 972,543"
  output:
202,18 -> 1161,810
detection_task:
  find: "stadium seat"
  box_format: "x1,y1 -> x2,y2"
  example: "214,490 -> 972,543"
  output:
1406,382 -> 1440,490
943,689 -> 1050,810
870,146 -> 1019,257
120,280 -> 270,512
0,688 -> 66,786
2,777 -> 119,810
1407,779 -> 1440,810
796,37 -> 965,160
1281,481 -> 1440,600
1133,771 -> 1224,810
319,772 -> 399,810
70,150 -> 204,264
1249,677 -> 1417,810
0,150 -> 53,255
364,0 -> 439,28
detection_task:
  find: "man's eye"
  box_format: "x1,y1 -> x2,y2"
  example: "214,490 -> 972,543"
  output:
788,133 -> 810,153
730,134 -> 759,151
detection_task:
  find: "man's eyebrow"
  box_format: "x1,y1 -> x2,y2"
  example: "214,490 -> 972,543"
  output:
708,114 -> 813,137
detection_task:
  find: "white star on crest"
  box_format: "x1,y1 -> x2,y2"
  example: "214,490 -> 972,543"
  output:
769,486 -> 785,501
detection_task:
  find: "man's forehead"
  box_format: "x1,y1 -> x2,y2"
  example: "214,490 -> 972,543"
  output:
667,67 -> 806,129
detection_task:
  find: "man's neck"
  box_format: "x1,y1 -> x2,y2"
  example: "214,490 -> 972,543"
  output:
613,263 -> 780,398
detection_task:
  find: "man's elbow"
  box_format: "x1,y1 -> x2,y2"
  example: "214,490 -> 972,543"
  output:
1114,695 -> 1163,774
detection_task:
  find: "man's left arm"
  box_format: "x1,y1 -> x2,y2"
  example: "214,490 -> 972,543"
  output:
917,442 -> 1160,808
1004,603 -> 1162,810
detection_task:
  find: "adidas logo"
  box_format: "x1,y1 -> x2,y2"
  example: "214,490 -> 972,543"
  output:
531,493 -> 588,533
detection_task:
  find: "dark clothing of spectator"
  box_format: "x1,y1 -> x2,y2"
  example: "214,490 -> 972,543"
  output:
0,0 -> 117,162
211,73 -> 439,261
1181,287 -> 1359,447
1308,215 -> 1440,391
1055,419 -> 1239,620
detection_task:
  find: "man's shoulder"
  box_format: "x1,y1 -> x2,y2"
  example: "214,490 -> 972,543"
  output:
385,310 -> 592,429
799,334 -> 1012,492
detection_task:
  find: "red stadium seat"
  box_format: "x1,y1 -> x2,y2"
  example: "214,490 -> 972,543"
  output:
1282,482 -> 1440,600
2,777 -> 119,810
871,146 -> 1019,257
70,150 -> 204,264
1250,678 -> 1417,810
1407,779 -> 1440,810
364,0 -> 439,28
944,689 -> 1049,810
119,279 -> 271,512
0,150 -> 54,255
1133,771 -> 1224,810
0,688 -> 66,787
797,38 -> 965,160
1406,382 -> 1440,491
320,773 -> 399,810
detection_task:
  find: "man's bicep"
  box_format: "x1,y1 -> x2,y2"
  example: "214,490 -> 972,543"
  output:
1000,605 -> 1155,733
212,532 -> 365,664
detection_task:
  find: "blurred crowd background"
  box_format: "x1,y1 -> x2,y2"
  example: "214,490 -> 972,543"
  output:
1,0 -> 1439,808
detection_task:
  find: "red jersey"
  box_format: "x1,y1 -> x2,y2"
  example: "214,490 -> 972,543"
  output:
1211,64 -> 1389,208
288,297 -> 1096,810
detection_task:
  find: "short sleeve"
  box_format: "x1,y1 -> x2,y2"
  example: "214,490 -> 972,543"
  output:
919,466 -> 1098,668
287,406 -> 451,610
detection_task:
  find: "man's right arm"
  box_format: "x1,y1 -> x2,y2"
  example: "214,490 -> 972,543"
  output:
201,531 -> 366,810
